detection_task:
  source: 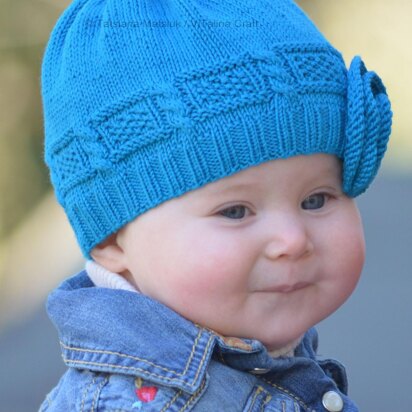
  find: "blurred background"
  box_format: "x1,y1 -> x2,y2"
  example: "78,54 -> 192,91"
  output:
0,0 -> 411,410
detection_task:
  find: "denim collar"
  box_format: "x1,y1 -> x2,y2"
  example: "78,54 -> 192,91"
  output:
47,271 -> 321,396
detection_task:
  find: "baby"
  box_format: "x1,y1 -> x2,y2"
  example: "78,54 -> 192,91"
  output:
40,0 -> 392,411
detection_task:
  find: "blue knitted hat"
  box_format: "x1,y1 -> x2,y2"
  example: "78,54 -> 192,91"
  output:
42,0 -> 392,258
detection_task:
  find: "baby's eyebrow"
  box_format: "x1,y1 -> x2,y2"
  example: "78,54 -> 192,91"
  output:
206,182 -> 256,196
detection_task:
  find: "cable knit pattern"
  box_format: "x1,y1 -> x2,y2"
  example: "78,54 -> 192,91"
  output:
41,0 -> 392,257
343,56 -> 392,196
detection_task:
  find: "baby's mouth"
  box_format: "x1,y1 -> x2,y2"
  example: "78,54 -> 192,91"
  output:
258,281 -> 311,294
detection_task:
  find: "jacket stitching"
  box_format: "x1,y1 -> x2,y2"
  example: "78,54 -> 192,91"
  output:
81,376 -> 96,412
294,400 -> 300,412
246,386 -> 272,412
179,377 -> 207,412
64,359 -> 190,385
160,390 -> 183,412
60,329 -> 204,377
261,392 -> 272,412
62,334 -> 214,388
160,391 -> 182,412
90,377 -> 109,412
262,378 -> 309,411
191,336 -> 213,387
246,386 -> 263,412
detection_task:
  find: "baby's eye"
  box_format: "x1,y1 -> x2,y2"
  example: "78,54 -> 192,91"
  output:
218,205 -> 249,219
301,193 -> 329,210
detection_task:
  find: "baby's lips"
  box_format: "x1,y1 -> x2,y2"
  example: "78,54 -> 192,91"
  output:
342,56 -> 393,197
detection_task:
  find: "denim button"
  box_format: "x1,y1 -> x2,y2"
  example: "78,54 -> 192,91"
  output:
249,368 -> 270,375
322,391 -> 343,411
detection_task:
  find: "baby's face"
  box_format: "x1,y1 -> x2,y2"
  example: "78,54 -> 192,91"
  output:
115,154 -> 365,350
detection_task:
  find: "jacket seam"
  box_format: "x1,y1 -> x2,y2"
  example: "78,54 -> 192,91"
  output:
60,328 -> 204,377
152,376 -> 207,412
247,386 -> 263,412
262,378 -> 309,411
64,359 -> 191,385
179,377 -> 207,412
63,334 -> 214,388
261,392 -> 272,412
91,376 -> 109,411
245,386 -> 272,412
160,390 -> 183,412
81,376 -> 96,412
294,400 -> 300,412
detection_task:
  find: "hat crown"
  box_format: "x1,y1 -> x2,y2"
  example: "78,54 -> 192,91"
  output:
42,0 -> 327,143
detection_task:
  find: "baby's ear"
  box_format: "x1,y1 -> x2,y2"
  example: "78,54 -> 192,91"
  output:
90,232 -> 127,273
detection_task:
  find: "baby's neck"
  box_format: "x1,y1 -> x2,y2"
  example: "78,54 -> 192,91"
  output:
86,260 -> 302,358
267,337 -> 302,358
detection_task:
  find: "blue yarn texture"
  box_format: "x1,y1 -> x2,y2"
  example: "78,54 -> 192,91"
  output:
41,0 -> 392,258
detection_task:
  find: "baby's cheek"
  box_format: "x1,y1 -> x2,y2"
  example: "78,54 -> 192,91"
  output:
344,221 -> 365,278
168,254 -> 244,315
180,258 -> 239,295
331,232 -> 365,303
333,204 -> 365,273
318,209 -> 365,309
183,233 -> 247,282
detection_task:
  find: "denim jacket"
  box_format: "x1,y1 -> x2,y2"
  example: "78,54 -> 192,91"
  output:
40,271 -> 359,411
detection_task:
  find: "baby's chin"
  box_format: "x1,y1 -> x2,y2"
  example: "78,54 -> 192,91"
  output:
246,323 -> 310,352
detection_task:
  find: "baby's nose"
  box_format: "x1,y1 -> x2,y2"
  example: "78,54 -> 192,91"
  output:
263,215 -> 314,260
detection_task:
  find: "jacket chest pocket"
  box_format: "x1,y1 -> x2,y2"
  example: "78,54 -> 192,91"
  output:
244,385 -> 303,412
